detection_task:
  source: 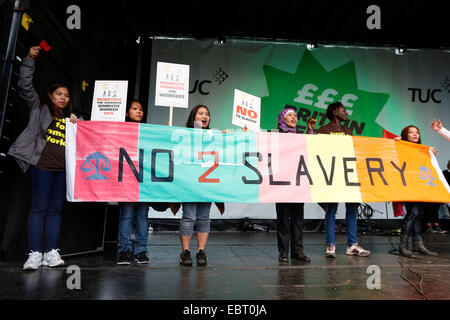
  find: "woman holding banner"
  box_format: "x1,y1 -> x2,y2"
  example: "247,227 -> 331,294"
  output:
116,101 -> 151,265
397,125 -> 439,257
178,105 -> 215,266
309,102 -> 371,258
8,46 -> 78,270
275,105 -> 313,263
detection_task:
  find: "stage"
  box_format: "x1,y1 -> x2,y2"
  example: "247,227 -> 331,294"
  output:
0,231 -> 449,300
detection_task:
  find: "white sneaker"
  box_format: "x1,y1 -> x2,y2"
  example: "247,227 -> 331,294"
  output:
346,243 -> 371,257
23,251 -> 43,270
325,245 -> 336,258
42,249 -> 64,267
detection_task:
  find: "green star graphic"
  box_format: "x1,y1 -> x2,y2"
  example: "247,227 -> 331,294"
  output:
261,50 -> 389,137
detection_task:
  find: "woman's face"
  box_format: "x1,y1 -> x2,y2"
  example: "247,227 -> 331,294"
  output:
407,127 -> 420,143
49,87 -> 70,110
127,102 -> 144,122
284,111 -> 298,128
194,107 -> 210,128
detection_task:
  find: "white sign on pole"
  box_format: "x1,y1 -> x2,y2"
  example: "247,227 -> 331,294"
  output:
155,61 -> 190,108
232,89 -> 261,131
90,80 -> 128,121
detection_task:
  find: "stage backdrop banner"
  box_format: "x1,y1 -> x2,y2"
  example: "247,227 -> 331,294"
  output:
147,38 -> 450,172
66,121 -> 450,204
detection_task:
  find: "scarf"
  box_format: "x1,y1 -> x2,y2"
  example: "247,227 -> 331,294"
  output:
277,107 -> 297,133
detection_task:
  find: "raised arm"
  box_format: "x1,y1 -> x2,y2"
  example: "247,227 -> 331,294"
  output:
17,46 -> 41,110
431,119 -> 450,142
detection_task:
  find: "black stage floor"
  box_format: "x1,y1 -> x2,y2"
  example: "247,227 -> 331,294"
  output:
0,232 -> 449,300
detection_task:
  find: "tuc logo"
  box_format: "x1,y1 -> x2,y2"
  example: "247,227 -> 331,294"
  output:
408,88 -> 441,103
189,67 -> 229,95
81,151 -> 112,180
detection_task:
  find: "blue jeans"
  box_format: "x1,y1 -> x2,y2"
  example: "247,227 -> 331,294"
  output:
325,203 -> 358,246
118,202 -> 150,255
179,203 -> 212,236
28,167 -> 66,252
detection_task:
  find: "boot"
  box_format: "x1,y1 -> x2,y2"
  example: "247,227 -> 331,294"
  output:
414,236 -> 438,256
409,236 -> 417,252
399,234 -> 415,258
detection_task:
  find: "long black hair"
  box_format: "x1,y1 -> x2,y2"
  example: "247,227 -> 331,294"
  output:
41,83 -> 72,118
186,105 -> 210,129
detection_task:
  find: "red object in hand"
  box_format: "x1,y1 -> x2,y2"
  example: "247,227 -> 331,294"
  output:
40,40 -> 51,52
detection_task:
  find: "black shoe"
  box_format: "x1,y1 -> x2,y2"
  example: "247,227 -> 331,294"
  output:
117,250 -> 132,265
135,252 -> 150,264
196,249 -> 207,265
279,252 -> 289,263
179,249 -> 193,265
291,252 -> 311,262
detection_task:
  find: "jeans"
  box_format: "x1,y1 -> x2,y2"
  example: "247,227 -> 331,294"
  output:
117,202 -> 150,255
276,203 -> 304,254
28,167 -> 66,252
402,202 -> 424,241
325,203 -> 358,246
179,203 -> 212,236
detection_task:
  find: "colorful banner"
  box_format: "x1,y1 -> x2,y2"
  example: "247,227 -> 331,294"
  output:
66,121 -> 450,204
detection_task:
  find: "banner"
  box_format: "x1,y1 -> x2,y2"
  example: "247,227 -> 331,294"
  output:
66,121 -> 450,204
147,38 -> 450,172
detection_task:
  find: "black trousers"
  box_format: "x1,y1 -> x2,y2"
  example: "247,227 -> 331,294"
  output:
276,203 -> 304,254
402,202 -> 425,241
424,203 -> 440,224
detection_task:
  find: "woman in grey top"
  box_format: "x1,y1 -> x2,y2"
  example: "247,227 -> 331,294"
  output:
8,46 -> 78,270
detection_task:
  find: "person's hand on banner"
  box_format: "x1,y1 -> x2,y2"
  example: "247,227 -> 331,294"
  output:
431,147 -> 438,155
70,113 -> 79,123
242,125 -> 248,132
431,119 -> 443,132
393,136 -> 401,141
27,46 -> 41,59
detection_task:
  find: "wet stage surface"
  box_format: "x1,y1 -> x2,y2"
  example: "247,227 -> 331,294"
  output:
1,232 -> 449,300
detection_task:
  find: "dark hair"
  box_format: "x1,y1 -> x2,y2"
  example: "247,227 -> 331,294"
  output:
325,101 -> 344,120
125,100 -> 144,122
41,83 -> 72,117
400,125 -> 421,144
186,105 -> 210,129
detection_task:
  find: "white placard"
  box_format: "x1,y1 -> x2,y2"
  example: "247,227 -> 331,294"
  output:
90,80 -> 128,121
155,61 -> 190,108
232,89 -> 261,131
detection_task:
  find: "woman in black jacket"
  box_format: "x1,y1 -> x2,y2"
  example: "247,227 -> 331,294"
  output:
8,46 -> 77,270
275,105 -> 313,263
